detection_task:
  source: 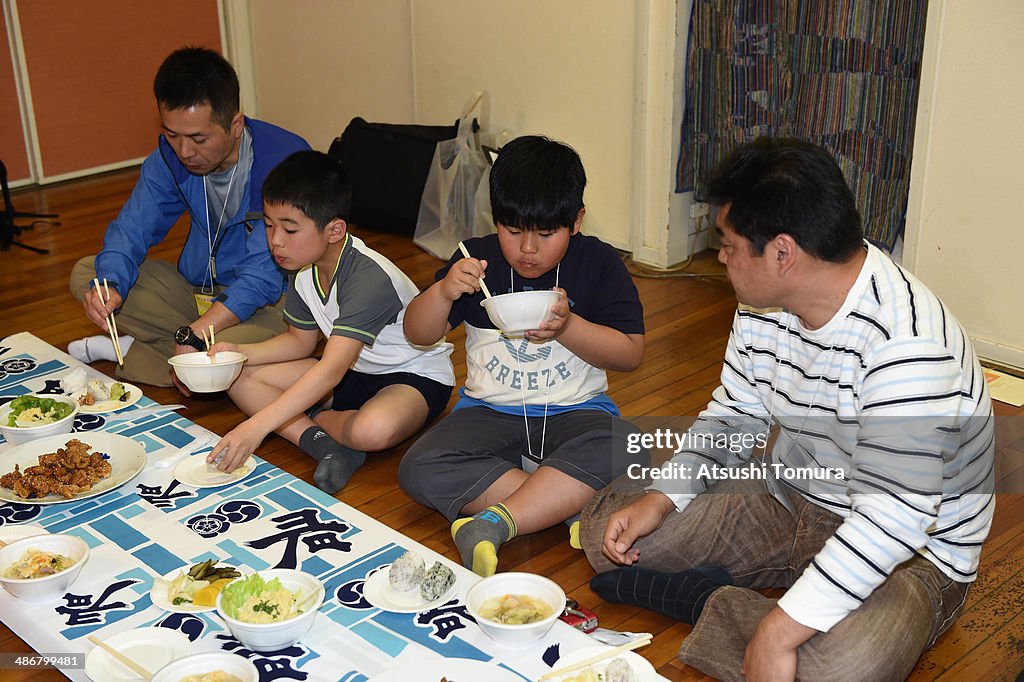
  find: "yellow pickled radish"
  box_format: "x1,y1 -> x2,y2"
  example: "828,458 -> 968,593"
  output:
192,585 -> 220,606
212,578 -> 235,590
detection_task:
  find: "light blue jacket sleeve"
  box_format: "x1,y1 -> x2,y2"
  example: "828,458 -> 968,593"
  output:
93,149 -> 191,295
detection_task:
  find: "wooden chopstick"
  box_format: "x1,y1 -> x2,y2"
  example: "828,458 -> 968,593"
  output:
537,635 -> 653,680
87,635 -> 153,680
457,241 -> 493,299
208,325 -> 216,363
101,279 -> 124,366
94,278 -> 124,366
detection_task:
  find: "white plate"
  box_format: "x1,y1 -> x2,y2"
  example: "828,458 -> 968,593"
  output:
548,645 -> 661,681
0,524 -> 48,543
76,383 -> 143,414
367,658 -> 525,681
84,627 -> 191,682
0,433 -> 146,505
362,565 -> 457,614
151,565 -> 242,614
173,455 -> 255,488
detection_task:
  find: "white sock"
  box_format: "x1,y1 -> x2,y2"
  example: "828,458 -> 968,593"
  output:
68,335 -> 135,363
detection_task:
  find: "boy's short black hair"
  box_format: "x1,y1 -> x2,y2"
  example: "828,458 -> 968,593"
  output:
489,135 -> 586,231
262,151 -> 352,230
153,47 -> 240,130
705,137 -> 863,263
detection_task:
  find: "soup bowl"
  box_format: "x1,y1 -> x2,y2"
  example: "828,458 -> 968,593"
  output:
465,572 -> 566,648
481,290 -> 561,336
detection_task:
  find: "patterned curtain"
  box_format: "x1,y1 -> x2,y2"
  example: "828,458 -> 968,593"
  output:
677,0 -> 929,251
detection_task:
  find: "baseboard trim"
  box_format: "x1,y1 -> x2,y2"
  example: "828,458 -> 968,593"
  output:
973,336 -> 1024,373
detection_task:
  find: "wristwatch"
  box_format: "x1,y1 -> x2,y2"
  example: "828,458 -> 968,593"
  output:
174,325 -> 206,351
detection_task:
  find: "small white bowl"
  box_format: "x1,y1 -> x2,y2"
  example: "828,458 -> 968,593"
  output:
151,651 -> 259,682
215,569 -> 324,652
0,533 -> 89,602
168,351 -> 248,393
481,290 -> 561,336
0,394 -> 79,446
465,572 -> 566,648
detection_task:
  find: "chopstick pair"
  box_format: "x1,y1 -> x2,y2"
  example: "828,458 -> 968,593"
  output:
87,635 -> 153,679
537,635 -> 653,680
198,324 -> 217,362
92,277 -> 123,366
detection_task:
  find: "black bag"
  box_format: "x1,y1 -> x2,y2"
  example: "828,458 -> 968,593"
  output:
327,118 -> 460,235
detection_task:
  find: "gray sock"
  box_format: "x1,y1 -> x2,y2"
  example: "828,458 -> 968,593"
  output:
299,426 -> 366,494
451,504 -> 516,576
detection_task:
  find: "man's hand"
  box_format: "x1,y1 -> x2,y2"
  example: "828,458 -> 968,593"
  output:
439,257 -> 488,301
526,287 -> 570,342
207,418 -> 268,473
82,285 -> 122,330
601,491 -> 676,565
742,607 -> 816,682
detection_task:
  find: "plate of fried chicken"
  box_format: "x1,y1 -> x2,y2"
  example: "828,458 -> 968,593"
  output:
0,433 -> 146,504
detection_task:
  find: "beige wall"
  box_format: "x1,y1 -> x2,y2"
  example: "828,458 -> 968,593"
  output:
248,0 -> 415,151
905,0 -> 1024,369
244,0 -> 690,255
409,1 -> 638,247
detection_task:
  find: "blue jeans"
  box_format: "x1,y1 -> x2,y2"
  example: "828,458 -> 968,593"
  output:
580,475 -> 970,682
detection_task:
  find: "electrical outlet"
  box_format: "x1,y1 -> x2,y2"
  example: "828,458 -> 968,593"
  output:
690,202 -> 710,218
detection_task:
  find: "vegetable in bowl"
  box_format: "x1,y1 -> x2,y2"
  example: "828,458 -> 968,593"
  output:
220,573 -> 306,624
6,396 -> 74,427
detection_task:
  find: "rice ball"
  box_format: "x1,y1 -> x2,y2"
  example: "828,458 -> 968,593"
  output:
419,562 -> 455,601
388,551 -> 425,592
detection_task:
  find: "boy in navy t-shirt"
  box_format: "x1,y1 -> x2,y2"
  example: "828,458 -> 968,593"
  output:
401,135 -> 649,576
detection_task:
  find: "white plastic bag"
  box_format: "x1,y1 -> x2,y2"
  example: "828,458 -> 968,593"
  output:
414,93 -> 499,259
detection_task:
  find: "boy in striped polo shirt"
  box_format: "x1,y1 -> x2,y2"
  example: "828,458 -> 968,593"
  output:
581,138 -> 994,681
205,151 -> 454,494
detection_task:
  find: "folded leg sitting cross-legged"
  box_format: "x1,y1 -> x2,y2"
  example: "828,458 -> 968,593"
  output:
400,406 -> 646,577
579,473 -> 971,682
228,358 -> 448,494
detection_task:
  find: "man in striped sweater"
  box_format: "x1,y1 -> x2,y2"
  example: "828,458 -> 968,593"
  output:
580,138 -> 994,681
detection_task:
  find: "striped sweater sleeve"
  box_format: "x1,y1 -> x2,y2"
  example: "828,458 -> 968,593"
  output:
649,312 -> 771,509
778,338 -> 963,632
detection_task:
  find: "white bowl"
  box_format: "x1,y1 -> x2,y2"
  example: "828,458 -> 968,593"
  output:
481,290 -> 561,336
151,651 -> 259,682
465,572 -> 566,648
168,351 -> 248,393
0,394 -> 79,445
215,569 -> 324,652
0,533 -> 89,602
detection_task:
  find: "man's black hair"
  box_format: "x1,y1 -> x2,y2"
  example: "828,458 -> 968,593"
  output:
706,137 -> 863,263
153,47 -> 240,130
489,135 -> 585,231
262,151 -> 352,231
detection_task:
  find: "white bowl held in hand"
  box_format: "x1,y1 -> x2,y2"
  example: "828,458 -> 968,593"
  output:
465,572 -> 566,648
0,394 -> 79,446
151,651 -> 259,682
168,351 -> 247,393
481,290 -> 562,337
0,533 -> 89,602
215,569 -> 324,652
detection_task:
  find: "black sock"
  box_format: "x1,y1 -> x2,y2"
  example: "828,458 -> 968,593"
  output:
299,426 -> 366,494
589,565 -> 733,624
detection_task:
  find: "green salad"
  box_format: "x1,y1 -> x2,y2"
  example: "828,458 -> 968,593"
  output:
220,573 -> 305,623
6,396 -> 74,427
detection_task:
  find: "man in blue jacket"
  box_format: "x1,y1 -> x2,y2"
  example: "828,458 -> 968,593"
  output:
69,47 -> 309,388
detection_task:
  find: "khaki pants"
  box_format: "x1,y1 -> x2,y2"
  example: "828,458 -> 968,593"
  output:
580,474 -> 971,682
70,257 -> 287,387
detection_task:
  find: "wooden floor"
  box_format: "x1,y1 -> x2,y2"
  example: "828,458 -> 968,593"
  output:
1,169 -> 1023,681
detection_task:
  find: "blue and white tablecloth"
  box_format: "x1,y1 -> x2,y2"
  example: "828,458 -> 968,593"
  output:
0,332 -> 602,681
